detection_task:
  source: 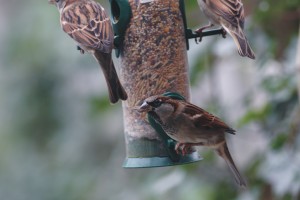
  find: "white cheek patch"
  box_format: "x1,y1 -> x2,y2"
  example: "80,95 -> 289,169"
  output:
155,103 -> 175,123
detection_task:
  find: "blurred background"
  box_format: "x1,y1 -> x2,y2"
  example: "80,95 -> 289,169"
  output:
0,0 -> 299,199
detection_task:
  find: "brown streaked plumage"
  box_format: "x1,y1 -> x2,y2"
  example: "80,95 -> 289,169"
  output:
138,95 -> 247,187
49,0 -> 127,103
197,0 -> 255,59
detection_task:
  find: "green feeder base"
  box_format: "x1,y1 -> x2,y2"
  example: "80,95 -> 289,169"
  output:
123,152 -> 202,168
122,137 -> 202,168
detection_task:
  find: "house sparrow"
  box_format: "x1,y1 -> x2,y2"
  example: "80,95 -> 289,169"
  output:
49,0 -> 127,103
196,0 -> 255,59
138,95 -> 247,187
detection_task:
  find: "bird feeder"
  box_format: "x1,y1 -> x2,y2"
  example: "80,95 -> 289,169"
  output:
109,0 -> 223,168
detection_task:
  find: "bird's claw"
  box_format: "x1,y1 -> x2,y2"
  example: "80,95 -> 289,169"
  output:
221,29 -> 227,39
77,46 -> 85,54
175,143 -> 194,156
195,29 -> 204,43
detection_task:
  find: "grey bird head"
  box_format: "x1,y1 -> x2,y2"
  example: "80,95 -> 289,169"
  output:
138,95 -> 175,118
138,96 -> 163,113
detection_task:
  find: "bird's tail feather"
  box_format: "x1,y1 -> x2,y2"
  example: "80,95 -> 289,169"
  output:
93,51 -> 128,104
216,142 -> 247,188
229,30 -> 255,59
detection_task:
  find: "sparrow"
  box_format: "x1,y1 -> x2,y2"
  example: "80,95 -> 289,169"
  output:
49,0 -> 127,103
137,95 -> 247,187
196,0 -> 255,59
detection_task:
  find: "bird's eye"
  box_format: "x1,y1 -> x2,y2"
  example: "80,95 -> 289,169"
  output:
149,99 -> 162,108
55,0 -> 59,2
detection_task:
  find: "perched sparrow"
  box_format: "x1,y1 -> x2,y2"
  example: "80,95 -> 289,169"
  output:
196,0 -> 255,59
49,0 -> 127,103
138,95 -> 247,187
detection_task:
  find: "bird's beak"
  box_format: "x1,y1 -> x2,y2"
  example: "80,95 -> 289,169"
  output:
48,0 -> 55,4
138,102 -> 152,113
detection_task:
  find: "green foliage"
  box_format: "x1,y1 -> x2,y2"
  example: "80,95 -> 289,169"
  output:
190,50 -> 215,86
238,103 -> 271,127
253,0 -> 300,58
89,95 -> 113,115
184,0 -> 199,11
271,133 -> 288,150
210,182 -> 237,200
245,157 -> 265,186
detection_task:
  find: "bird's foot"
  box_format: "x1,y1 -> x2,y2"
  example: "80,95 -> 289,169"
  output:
221,28 -> 227,39
175,143 -> 183,155
77,46 -> 85,54
195,23 -> 214,43
175,143 -> 194,156
195,28 -> 204,43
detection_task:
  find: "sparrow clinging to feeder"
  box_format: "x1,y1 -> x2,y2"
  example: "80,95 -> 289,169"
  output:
196,0 -> 255,59
49,0 -> 128,103
138,95 -> 247,187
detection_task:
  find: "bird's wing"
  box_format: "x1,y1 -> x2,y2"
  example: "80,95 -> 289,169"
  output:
182,102 -> 236,134
60,1 -> 113,53
207,0 -> 244,29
